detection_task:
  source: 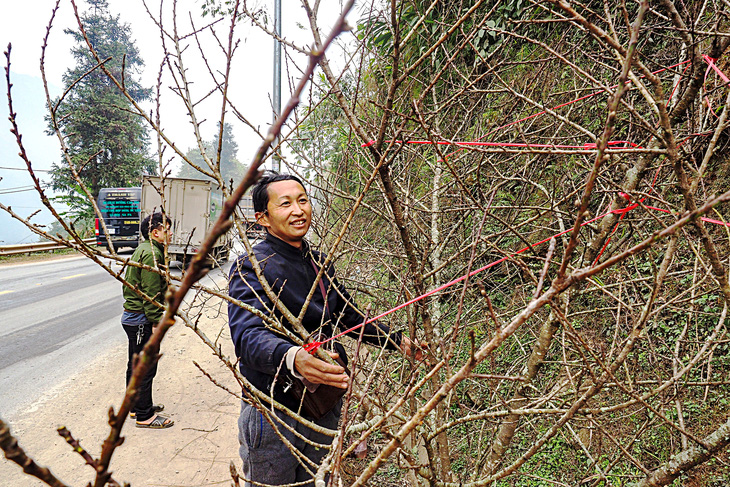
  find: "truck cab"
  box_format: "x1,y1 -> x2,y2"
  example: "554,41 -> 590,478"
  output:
96,187 -> 141,251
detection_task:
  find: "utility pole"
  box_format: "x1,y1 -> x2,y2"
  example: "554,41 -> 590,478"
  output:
272,0 -> 282,172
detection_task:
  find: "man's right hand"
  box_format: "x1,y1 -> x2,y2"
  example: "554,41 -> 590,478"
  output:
294,348 -> 349,389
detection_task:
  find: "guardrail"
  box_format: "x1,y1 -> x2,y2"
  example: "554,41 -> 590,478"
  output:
0,238 -> 95,257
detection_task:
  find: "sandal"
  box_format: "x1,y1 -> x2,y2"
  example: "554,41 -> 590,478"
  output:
136,415 -> 174,429
130,404 -> 164,418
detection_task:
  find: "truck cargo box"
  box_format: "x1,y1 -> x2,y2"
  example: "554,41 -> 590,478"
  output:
141,176 -> 231,264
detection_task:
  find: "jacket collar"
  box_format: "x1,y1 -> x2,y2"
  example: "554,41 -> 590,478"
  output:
149,239 -> 165,253
264,232 -> 311,260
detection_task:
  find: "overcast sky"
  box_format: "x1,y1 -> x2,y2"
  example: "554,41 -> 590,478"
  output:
4,0 -> 284,154
2,0 -> 352,168
0,0 -> 349,243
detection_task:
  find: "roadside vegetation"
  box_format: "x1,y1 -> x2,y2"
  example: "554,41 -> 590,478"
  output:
0,248 -> 78,265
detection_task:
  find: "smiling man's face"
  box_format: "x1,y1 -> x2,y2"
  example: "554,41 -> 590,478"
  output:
256,179 -> 311,248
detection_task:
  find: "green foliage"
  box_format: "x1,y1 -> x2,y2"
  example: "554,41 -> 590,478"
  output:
199,0 -> 265,20
359,1 -> 527,64
44,193 -> 94,239
531,436 -> 584,477
48,0 -> 153,209
177,122 -> 245,186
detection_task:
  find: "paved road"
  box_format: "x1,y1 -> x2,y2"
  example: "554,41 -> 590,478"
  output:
0,255 -> 131,420
0,252 -> 234,421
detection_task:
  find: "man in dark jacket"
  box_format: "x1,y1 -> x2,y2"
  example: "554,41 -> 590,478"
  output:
122,212 -> 173,429
228,173 -> 421,485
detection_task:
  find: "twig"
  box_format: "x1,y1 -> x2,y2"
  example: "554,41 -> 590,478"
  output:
0,418 -> 69,487
56,428 -> 121,487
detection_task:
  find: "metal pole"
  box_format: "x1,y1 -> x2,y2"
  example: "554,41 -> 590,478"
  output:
273,0 -> 282,172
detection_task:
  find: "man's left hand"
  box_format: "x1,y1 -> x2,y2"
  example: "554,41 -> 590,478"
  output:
400,336 -> 427,361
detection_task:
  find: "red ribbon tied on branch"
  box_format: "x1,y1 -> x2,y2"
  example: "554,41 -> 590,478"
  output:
306,56 -> 730,354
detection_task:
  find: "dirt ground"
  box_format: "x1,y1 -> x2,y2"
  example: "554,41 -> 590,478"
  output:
0,296 -> 243,487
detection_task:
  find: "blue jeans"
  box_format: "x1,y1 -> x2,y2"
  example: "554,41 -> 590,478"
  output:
238,401 -> 340,486
121,311 -> 158,421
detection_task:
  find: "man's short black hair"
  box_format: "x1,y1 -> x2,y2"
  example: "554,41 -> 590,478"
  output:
141,212 -> 171,240
251,171 -> 306,213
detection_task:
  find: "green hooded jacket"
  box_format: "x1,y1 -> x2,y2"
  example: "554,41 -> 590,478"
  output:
122,239 -> 168,324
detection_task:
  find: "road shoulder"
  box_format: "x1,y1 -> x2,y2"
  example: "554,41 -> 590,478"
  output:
0,302 -> 241,486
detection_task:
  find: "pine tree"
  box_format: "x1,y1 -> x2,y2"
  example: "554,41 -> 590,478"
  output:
48,0 -> 153,211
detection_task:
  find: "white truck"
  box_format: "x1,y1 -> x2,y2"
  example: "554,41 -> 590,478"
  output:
141,175 -> 233,265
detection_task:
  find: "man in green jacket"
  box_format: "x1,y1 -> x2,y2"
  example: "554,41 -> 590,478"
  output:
121,212 -> 174,429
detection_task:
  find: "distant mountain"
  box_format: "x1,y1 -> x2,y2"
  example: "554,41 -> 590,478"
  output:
0,72 -> 61,245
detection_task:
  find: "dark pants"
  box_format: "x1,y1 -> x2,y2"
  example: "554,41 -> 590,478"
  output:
122,321 -> 158,422
238,401 -> 340,486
